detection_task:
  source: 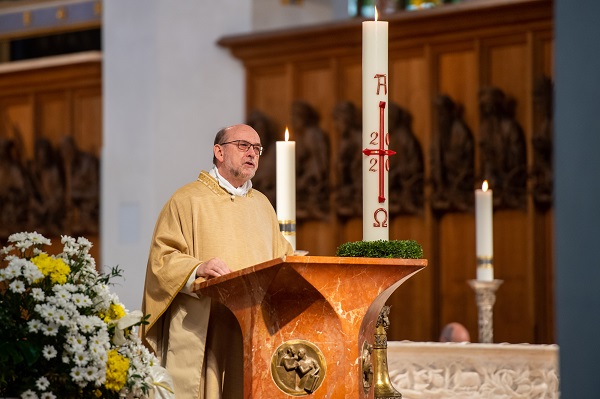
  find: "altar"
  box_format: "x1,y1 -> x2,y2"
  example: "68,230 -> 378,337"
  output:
387,341 -> 559,398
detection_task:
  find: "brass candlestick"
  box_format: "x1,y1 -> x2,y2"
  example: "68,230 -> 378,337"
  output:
372,306 -> 402,399
468,279 -> 503,343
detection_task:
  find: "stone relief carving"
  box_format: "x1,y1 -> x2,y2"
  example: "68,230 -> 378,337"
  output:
332,101 -> 363,219
478,87 -> 527,209
430,94 -> 475,213
387,342 -> 559,399
291,100 -> 331,221
531,76 -> 554,210
0,132 -> 100,238
388,102 -> 424,216
246,109 -> 278,207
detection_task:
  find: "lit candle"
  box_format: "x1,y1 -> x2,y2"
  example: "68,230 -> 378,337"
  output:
475,180 -> 494,281
276,127 -> 296,251
362,7 -> 390,241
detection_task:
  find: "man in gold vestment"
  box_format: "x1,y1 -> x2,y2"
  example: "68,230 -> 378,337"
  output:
141,124 -> 293,399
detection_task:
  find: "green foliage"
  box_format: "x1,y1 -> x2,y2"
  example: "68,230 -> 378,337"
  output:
335,239 -> 423,259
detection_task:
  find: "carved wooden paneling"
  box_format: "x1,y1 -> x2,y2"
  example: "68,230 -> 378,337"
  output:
73,87 -> 102,154
220,0 -> 554,343
0,52 -> 102,262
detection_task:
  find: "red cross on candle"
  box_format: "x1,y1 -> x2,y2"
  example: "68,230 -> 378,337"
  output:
363,101 -> 396,203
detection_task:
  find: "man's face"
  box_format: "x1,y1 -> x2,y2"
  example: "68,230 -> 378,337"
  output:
215,125 -> 261,188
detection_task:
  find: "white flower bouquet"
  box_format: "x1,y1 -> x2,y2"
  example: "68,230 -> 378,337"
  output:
0,232 -> 172,399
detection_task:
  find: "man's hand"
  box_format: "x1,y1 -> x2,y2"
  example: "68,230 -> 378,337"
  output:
196,257 -> 232,279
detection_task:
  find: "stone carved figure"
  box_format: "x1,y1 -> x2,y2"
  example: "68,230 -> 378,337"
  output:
388,102 -> 424,216
531,76 -> 554,209
59,136 -> 100,235
246,109 -> 278,207
27,137 -> 65,236
0,137 -> 31,236
430,94 -> 475,213
478,87 -> 527,209
291,100 -> 330,220
387,342 -> 559,399
333,101 -> 363,219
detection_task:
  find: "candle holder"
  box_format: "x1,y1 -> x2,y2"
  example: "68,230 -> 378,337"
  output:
467,279 -> 503,343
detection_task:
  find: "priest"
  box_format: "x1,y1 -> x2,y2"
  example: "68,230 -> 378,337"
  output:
141,124 -> 293,399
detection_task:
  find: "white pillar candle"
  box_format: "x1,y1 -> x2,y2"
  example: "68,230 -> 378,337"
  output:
362,7 -> 390,241
475,180 -> 494,281
276,127 -> 296,251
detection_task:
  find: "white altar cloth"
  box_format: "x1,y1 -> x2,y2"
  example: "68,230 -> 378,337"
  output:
387,341 -> 559,399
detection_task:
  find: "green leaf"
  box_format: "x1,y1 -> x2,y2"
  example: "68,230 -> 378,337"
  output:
16,340 -> 40,366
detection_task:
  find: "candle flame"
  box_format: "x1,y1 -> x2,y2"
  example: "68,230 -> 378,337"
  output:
482,180 -> 489,192
285,127 -> 289,142
374,6 -> 379,21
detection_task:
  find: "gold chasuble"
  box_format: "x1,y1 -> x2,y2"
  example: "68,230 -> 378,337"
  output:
142,171 -> 293,399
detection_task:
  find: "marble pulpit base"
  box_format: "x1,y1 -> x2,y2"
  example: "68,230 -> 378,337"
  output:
193,255 -> 426,399
387,341 -> 559,399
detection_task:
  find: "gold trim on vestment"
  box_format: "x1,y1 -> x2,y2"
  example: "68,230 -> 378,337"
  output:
197,170 -> 254,197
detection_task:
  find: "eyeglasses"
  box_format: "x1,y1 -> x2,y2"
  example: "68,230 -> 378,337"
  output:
220,140 -> 263,156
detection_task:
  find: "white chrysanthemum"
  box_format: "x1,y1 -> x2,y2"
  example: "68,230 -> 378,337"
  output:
19,388 -> 38,399
4,262 -> 21,279
40,392 -> 56,399
83,366 -> 100,382
61,235 -> 76,246
0,243 -> 14,255
9,231 -> 51,252
89,342 -> 109,362
41,322 -> 60,336
66,333 -> 88,348
42,345 -> 58,360
0,268 -> 8,281
60,283 -> 78,293
36,376 -> 50,391
71,350 -> 89,367
29,232 -> 51,245
52,309 -> 71,327
9,256 -> 29,270
31,287 -> 45,301
70,366 -> 86,385
35,303 -> 58,321
72,292 -> 93,308
9,279 -> 26,293
77,315 -> 100,333
27,318 -> 43,333
48,289 -> 71,309
22,260 -> 45,283
8,231 -> 28,243
91,286 -> 112,311
14,240 -> 30,252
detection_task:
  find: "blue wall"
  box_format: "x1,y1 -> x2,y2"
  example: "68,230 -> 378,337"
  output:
555,0 -> 600,397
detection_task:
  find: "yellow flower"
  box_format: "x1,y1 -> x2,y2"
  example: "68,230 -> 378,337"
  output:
31,253 -> 70,284
103,303 -> 126,323
105,349 -> 130,392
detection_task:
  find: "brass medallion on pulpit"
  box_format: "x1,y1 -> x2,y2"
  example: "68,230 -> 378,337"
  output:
271,339 -> 326,396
